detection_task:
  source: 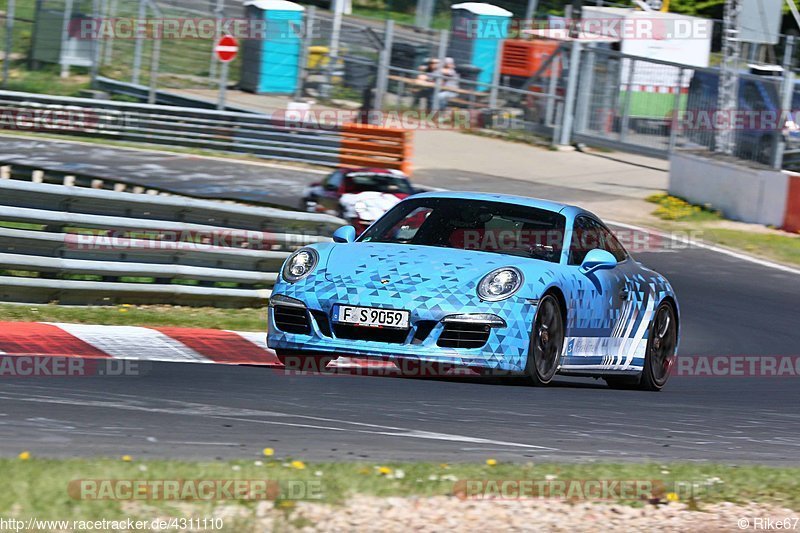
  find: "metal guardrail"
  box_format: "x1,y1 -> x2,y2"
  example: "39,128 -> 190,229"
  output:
0,177 -> 344,307
0,90 -> 414,171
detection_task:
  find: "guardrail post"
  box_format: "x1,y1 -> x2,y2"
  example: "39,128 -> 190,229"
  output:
102,0 -> 116,66
2,0 -> 14,88
489,38 -> 503,109
431,29 -> 448,112
295,5 -> 316,100
132,0 -> 146,84
545,53 -> 559,126
90,0 -> 101,88
373,19 -> 394,112
574,45 -> 594,135
775,70 -> 795,169
668,67 -> 684,153
558,40 -> 581,146
148,31 -> 161,104
60,0 -> 74,78
209,0 -> 225,80
619,57 -> 636,144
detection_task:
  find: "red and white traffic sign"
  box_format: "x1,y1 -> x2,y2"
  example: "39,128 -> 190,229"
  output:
215,35 -> 239,63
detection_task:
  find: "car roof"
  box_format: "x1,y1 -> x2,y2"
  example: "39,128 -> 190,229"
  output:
343,168 -> 406,177
410,191 -> 594,220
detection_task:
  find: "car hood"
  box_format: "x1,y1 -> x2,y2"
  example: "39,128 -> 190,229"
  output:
322,242 -> 549,292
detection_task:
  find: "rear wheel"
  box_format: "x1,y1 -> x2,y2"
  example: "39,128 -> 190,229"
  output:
525,294 -> 564,386
639,302 -> 677,391
605,302 -> 677,391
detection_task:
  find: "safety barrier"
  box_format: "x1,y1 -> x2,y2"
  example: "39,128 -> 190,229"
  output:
340,124 -> 414,175
0,177 -> 344,307
0,90 -> 414,173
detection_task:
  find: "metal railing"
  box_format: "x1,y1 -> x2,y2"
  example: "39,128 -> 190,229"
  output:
0,175 -> 344,307
0,89 -> 413,171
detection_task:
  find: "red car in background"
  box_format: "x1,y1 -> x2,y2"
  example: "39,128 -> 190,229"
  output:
301,168 -> 416,234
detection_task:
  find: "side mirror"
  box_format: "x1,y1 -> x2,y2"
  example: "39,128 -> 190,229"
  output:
332,225 -> 356,243
580,249 -> 617,274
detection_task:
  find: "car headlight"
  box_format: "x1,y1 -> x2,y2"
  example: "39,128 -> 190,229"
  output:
477,267 -> 524,301
282,248 -> 319,283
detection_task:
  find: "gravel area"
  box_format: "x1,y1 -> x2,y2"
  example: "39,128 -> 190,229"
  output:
256,497 -> 797,532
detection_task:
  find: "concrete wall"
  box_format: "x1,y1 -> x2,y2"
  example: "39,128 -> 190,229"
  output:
669,152 -> 789,227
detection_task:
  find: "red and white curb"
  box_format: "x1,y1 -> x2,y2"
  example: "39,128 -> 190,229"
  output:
0,322 -> 391,370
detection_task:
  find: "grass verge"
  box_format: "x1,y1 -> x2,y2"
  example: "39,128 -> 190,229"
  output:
0,304 -> 265,331
1,458 -> 799,526
646,193 -> 800,267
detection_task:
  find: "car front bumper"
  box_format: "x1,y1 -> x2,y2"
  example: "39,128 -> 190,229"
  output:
266,291 -> 538,372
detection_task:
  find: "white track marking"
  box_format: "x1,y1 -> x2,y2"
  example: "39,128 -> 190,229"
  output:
229,331 -> 270,351
0,390 -> 557,451
609,220 -> 800,276
49,323 -> 210,362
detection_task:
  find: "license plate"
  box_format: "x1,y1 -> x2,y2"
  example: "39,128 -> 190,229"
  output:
332,305 -> 409,329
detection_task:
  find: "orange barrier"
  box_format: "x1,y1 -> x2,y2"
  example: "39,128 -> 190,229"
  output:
784,173 -> 800,233
340,124 -> 413,175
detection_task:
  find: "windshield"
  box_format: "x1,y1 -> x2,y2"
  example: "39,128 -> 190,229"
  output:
342,173 -> 413,194
359,197 -> 566,263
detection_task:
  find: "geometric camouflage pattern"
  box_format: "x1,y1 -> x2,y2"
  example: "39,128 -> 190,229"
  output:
268,192 -> 679,375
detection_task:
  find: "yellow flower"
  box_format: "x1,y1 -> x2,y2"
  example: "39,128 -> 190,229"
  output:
666,492 -> 680,502
18,451 -> 31,461
118,308 -> 128,313
121,455 -> 132,462
376,466 -> 392,476
439,463 -> 449,469
485,458 -> 497,466
277,500 -> 296,509
290,460 -> 306,470
262,447 -> 275,457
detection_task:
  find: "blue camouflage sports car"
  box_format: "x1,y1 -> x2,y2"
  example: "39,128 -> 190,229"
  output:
267,192 -> 680,390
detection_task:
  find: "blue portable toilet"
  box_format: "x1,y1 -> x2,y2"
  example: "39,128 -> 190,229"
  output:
449,3 -> 512,90
241,0 -> 305,94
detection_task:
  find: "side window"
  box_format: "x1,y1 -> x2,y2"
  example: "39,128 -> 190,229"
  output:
595,222 -> 628,262
569,216 -> 595,266
324,170 -> 344,190
569,217 -> 627,265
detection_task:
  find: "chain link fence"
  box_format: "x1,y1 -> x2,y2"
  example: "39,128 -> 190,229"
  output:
5,0 -> 800,172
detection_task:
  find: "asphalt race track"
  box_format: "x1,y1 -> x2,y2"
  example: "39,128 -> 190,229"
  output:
1,139 -> 799,463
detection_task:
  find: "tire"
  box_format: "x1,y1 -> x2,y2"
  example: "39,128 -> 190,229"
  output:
604,302 -> 677,391
524,294 -> 565,386
638,302 -> 678,391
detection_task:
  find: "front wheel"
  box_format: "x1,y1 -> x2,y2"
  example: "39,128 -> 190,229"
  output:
525,294 -> 564,386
